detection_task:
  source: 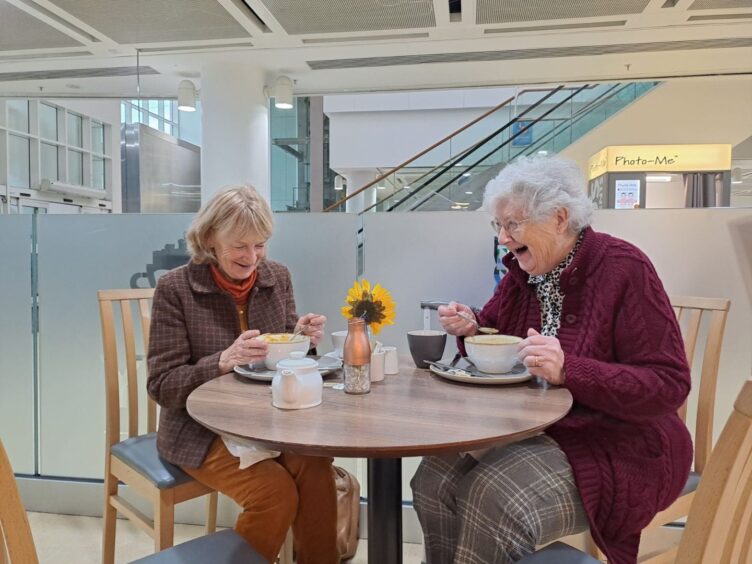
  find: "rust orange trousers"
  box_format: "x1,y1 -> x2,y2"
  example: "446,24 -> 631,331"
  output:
185,438 -> 339,563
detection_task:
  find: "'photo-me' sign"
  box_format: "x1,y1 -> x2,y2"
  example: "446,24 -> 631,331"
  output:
588,144 -> 732,180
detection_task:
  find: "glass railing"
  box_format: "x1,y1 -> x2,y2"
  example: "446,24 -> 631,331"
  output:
359,86 -> 574,212
384,83 -> 656,211
349,81 -> 659,213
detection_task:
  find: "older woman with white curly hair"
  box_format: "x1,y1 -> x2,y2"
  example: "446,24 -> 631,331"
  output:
411,156 -> 692,564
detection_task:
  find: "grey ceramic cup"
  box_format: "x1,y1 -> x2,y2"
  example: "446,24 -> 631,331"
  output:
407,330 -> 447,368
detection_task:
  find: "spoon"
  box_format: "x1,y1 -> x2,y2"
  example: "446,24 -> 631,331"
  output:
456,311 -> 499,335
290,325 -> 307,340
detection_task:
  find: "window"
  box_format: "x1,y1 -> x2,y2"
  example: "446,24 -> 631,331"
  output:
120,99 -> 179,138
39,104 -> 58,141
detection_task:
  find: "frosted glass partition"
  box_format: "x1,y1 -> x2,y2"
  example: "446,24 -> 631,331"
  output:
37,214 -> 193,478
362,211 -> 497,355
36,212 -> 358,479
267,213 -> 358,344
0,216 -> 35,474
362,211 -> 498,499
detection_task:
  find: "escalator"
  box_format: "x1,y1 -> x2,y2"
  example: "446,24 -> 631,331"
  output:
324,81 -> 659,213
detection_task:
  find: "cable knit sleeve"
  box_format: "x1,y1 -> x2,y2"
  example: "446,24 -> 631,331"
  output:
562,256 -> 691,422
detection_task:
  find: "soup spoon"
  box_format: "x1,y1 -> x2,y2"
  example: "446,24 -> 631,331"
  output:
456,311 -> 499,335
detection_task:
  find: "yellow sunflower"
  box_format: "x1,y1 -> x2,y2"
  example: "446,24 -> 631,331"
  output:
341,278 -> 396,335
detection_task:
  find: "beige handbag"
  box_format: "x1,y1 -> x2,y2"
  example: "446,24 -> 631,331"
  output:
334,465 -> 361,561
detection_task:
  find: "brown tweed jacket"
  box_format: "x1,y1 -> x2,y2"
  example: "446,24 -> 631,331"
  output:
147,259 -> 298,468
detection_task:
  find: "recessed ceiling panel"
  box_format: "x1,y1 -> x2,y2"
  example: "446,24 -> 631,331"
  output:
0,1 -> 82,51
476,0 -> 651,24
689,0 -> 752,8
259,0 -> 436,34
46,0 -> 250,43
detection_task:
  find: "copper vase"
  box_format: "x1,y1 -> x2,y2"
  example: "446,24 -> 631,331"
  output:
343,318 -> 371,394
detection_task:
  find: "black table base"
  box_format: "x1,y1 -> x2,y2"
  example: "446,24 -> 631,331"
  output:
367,458 -> 403,564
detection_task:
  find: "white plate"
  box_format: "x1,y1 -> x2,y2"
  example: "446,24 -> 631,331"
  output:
323,351 -> 342,361
234,355 -> 342,382
429,363 -> 531,385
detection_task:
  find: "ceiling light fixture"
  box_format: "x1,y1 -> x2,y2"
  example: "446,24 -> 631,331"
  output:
376,185 -> 386,190
177,79 -> 197,112
646,174 -> 672,182
462,172 -> 471,177
268,75 -> 294,109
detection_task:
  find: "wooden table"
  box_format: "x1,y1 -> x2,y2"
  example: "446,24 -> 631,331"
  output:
186,360 -> 573,564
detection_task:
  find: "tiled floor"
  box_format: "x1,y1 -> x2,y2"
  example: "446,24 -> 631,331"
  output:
26,512 -> 425,563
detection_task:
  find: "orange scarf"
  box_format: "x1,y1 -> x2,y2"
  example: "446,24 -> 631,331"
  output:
210,263 -> 257,306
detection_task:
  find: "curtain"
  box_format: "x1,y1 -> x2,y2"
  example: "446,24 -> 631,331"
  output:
684,172 -> 723,207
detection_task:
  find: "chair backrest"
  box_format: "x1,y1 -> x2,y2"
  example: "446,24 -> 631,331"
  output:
670,295 -> 731,474
0,439 -> 38,564
677,379 -> 752,563
98,289 -> 155,450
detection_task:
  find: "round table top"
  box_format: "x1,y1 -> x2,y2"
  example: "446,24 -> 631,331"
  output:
186,360 -> 573,458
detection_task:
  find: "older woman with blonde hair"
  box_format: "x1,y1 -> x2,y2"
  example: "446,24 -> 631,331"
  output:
147,185 -> 338,563
411,156 -> 692,564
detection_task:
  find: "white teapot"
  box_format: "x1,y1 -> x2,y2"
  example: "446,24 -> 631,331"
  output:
271,351 -> 322,410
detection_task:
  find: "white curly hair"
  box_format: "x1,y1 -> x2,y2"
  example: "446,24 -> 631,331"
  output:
482,155 -> 593,233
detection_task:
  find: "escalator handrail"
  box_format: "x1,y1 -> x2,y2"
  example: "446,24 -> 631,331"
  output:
323,85 -> 591,212
404,84 -> 590,211
387,85 -> 573,211
322,94 -> 516,212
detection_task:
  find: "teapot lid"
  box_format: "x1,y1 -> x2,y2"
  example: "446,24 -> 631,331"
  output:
276,351 -> 318,370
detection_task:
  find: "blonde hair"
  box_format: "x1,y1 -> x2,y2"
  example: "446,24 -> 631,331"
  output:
187,185 -> 274,264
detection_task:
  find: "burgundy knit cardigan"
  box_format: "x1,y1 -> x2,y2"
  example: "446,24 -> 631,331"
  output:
476,227 -> 692,564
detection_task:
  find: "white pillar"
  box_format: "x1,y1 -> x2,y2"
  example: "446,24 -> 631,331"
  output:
200,63 -> 269,203
342,169 -> 378,213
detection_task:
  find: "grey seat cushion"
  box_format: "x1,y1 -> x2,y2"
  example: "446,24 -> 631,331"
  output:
129,529 -> 267,563
682,471 -> 701,496
111,433 -> 192,490
517,542 -> 601,564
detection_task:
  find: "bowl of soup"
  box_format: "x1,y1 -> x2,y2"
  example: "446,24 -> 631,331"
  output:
465,334 -> 521,373
258,333 -> 311,370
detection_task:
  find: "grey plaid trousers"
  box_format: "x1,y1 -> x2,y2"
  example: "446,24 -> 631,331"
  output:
411,434 -> 588,564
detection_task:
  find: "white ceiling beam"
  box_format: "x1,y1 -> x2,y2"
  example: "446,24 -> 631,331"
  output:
432,0 -> 450,26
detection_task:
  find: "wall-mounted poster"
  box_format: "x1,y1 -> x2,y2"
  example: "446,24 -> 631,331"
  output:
511,120 -> 533,146
615,179 -> 641,209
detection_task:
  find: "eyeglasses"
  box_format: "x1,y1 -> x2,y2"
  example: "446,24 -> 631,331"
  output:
490,217 -> 529,237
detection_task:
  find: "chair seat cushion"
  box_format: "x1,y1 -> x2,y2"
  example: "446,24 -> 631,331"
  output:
682,470 -> 701,496
517,542 -> 601,564
111,433 -> 192,490
129,529 -> 267,563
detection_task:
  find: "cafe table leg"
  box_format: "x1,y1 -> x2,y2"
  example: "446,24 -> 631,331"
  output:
367,457 -> 402,564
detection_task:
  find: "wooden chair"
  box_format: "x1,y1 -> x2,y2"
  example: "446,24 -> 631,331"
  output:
0,438 -> 38,564
521,378 -> 752,564
640,295 -> 731,556
584,294 -> 731,561
98,289 -> 218,564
